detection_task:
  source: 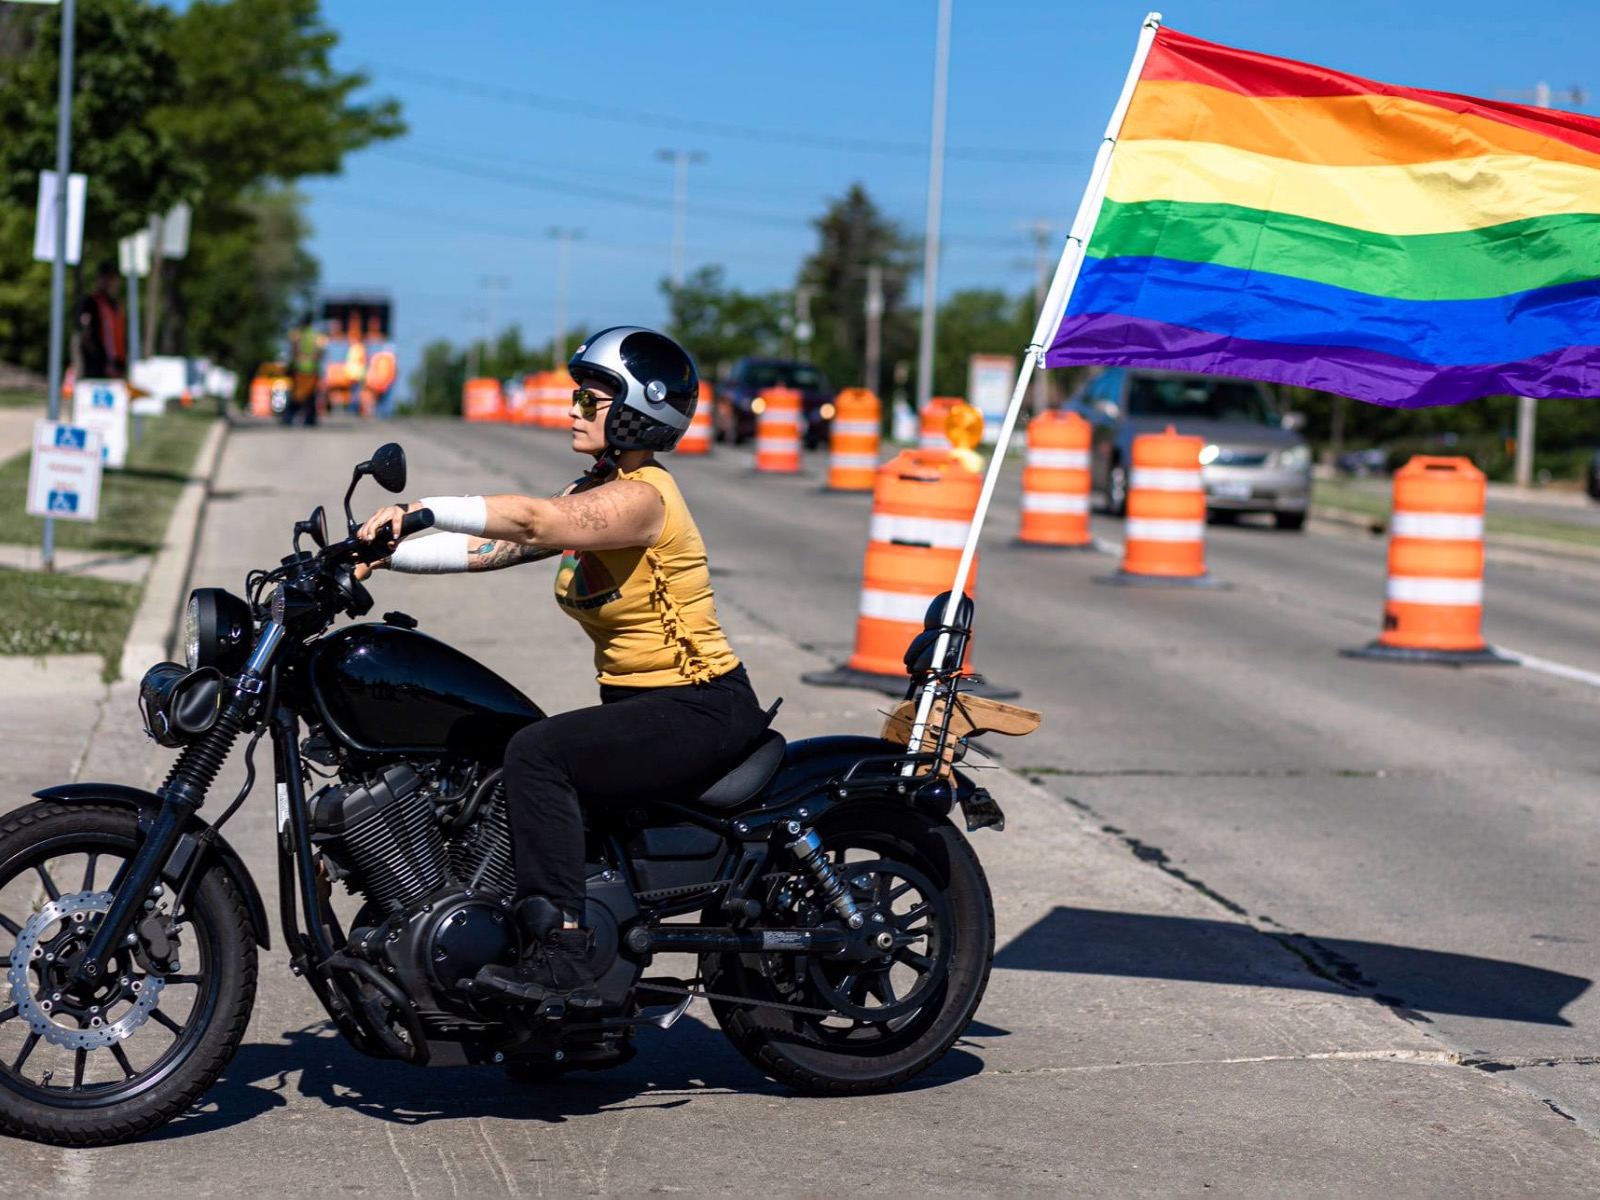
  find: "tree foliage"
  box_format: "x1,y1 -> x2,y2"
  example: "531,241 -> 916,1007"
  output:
0,0 -> 403,376
661,265 -> 787,383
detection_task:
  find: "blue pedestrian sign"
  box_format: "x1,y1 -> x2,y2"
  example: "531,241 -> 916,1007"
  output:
53,426 -> 87,450
27,421 -> 103,522
47,489 -> 79,514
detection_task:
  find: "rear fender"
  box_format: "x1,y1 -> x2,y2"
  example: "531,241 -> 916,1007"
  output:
32,783 -> 272,949
758,735 -> 1001,830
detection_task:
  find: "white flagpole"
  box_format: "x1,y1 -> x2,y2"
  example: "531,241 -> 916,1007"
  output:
901,11 -> 1165,768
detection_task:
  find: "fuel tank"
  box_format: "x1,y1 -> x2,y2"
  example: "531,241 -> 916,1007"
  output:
308,624 -> 544,758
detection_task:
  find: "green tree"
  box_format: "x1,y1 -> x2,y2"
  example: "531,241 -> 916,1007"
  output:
661,265 -> 787,382
929,289 -> 1033,399
797,184 -> 919,395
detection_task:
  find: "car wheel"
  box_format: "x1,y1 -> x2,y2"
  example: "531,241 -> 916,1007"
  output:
1274,511 -> 1307,531
1107,462 -> 1128,517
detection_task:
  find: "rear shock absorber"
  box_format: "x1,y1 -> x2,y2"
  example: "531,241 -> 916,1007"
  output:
783,822 -> 863,929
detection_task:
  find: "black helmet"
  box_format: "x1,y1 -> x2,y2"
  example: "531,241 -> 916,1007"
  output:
567,326 -> 698,452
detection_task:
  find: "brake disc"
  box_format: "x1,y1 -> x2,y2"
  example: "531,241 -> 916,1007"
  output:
6,891 -> 166,1050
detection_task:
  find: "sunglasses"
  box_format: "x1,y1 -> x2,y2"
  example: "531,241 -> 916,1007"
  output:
572,388 -> 613,420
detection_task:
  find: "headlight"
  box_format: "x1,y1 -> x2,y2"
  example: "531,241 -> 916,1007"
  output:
185,588 -> 255,673
819,402 -> 836,421
1278,445 -> 1311,470
750,396 -> 767,415
1198,443 -> 1220,465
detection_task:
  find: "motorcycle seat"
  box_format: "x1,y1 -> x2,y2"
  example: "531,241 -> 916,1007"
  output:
692,730 -> 786,809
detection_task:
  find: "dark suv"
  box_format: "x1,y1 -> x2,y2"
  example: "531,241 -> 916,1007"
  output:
716,358 -> 836,448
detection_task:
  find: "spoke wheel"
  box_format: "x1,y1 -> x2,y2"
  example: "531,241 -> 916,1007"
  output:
0,803 -> 258,1146
703,804 -> 995,1095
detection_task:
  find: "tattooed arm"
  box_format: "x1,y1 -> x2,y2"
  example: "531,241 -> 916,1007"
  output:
472,478 -> 666,552
465,539 -> 562,572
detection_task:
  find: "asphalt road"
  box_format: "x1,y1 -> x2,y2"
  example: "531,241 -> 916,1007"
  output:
11,416 -> 1600,1193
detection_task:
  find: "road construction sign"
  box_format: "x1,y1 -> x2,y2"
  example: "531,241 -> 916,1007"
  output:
27,421 -> 103,522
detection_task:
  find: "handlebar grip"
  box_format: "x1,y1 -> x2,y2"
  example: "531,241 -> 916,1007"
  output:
399,507 -> 436,537
347,507 -> 437,565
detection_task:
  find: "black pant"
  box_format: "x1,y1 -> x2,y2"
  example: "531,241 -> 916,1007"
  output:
501,665 -> 770,915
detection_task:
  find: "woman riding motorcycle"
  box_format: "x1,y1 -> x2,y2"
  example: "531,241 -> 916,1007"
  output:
358,327 -> 771,1009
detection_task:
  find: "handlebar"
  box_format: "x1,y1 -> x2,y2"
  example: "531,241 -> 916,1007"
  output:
324,507 -> 438,567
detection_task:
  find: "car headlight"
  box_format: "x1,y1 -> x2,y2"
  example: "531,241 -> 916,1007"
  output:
819,402 -> 836,421
1277,445 -> 1311,470
1198,443 -> 1220,465
750,396 -> 767,415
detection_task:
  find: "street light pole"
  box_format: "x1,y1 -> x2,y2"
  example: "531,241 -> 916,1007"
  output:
864,264 -> 884,397
42,0 -> 77,571
548,227 -> 582,365
1024,217 -> 1054,412
915,0 -> 952,414
477,274 -> 510,378
656,149 -> 704,290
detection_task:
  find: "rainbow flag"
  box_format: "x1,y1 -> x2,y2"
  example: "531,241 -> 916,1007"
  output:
1045,28 -> 1600,407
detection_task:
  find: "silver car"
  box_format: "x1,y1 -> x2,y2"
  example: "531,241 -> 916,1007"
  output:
1069,368 -> 1313,531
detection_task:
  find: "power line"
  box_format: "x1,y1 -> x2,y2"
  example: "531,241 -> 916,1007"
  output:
368,60 -> 1084,166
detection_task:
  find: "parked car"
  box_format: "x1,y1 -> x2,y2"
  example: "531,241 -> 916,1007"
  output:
715,358 -> 836,448
1068,368 -> 1312,530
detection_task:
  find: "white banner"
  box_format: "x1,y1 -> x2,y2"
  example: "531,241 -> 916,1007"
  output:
72,379 -> 130,469
967,354 -> 1016,445
33,171 -> 86,266
27,422 -> 104,522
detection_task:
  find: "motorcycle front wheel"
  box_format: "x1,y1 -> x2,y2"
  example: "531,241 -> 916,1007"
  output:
0,802 -> 258,1146
702,803 -> 995,1095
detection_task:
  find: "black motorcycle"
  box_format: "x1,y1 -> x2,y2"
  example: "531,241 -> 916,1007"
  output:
0,443 -> 1020,1146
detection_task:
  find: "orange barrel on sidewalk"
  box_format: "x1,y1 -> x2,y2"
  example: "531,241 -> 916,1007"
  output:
249,375 -> 273,418
1017,410 -> 1093,548
918,397 -> 961,451
1101,426 -> 1219,587
462,378 -> 504,422
755,386 -> 802,472
827,387 -> 881,490
678,381 -> 713,454
1343,457 -> 1511,665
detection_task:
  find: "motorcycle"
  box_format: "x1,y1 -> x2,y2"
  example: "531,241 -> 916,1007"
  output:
0,443 -> 1021,1146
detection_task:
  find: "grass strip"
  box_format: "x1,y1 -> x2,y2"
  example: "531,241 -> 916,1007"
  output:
1313,479 -> 1600,549
0,569 -> 140,681
0,389 -> 45,409
0,408 -> 213,554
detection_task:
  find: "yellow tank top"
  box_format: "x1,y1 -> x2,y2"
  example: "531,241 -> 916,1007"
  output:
553,464 -> 741,687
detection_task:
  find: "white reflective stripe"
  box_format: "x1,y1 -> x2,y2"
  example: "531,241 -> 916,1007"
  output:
859,589 -> 936,624
833,420 -> 879,436
1126,518 -> 1204,543
1391,511 -> 1484,541
1027,448 -> 1090,469
1130,468 -> 1202,492
870,513 -> 970,548
1386,576 -> 1483,606
1022,492 -> 1090,513
919,434 -> 951,449
830,453 -> 880,470
756,438 -> 798,452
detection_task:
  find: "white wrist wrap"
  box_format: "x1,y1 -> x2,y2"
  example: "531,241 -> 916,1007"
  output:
390,532 -> 474,574
418,495 -> 488,536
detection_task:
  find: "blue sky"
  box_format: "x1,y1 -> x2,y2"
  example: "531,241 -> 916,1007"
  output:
306,1 -> 1600,374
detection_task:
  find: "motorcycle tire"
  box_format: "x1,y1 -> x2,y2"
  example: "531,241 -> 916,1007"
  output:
0,802 -> 258,1146
702,803 -> 994,1095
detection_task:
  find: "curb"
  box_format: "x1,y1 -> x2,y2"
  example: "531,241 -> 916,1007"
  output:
1311,504 -> 1600,564
117,417 -> 230,681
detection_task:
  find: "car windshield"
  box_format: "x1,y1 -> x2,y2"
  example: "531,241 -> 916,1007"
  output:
745,363 -> 828,391
1126,377 -> 1273,424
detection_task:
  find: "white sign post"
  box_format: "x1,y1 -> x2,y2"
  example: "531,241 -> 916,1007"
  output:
71,378 -> 130,469
967,354 -> 1018,445
27,421 -> 103,522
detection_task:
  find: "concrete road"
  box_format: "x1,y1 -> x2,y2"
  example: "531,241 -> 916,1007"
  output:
8,417 -> 1600,1193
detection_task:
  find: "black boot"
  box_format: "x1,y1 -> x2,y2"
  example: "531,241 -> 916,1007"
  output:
474,896 -> 602,1011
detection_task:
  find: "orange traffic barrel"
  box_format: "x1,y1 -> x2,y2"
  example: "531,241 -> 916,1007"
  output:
827,388 -> 881,490
801,449 -> 1017,697
462,377 -> 505,422
755,386 -> 802,472
1017,410 -> 1093,549
249,375 -> 273,418
918,397 -> 961,451
504,374 -> 534,425
1100,426 -> 1220,587
1343,456 -> 1511,665
678,381 -> 713,454
547,368 -> 576,429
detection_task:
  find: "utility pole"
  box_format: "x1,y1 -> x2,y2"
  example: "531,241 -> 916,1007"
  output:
477,274 -> 510,378
915,0 -> 952,413
464,307 -> 486,379
864,264 -> 884,396
1024,218 -> 1055,412
1499,80 -> 1586,487
547,227 -> 581,365
793,286 -> 814,362
656,149 -> 705,289
41,0 -> 77,571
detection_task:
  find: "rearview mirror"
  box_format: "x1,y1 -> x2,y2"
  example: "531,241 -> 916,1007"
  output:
367,443 -> 407,493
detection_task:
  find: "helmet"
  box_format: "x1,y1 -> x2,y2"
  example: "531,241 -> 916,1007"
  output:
567,326 -> 698,452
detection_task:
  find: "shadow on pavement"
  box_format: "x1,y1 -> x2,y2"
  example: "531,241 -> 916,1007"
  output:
995,906 -> 1589,1026
147,1009 -> 987,1140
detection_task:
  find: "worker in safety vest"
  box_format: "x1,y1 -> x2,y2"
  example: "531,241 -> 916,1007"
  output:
287,316 -> 322,426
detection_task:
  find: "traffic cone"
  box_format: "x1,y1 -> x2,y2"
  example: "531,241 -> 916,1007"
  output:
678,382 -> 713,454
1342,456 -> 1512,664
755,387 -> 802,473
1098,426 -> 1222,587
827,388 -> 881,490
1017,410 -> 1093,549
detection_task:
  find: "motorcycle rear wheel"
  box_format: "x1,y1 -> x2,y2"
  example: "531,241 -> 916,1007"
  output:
703,804 -> 994,1095
0,802 -> 258,1146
